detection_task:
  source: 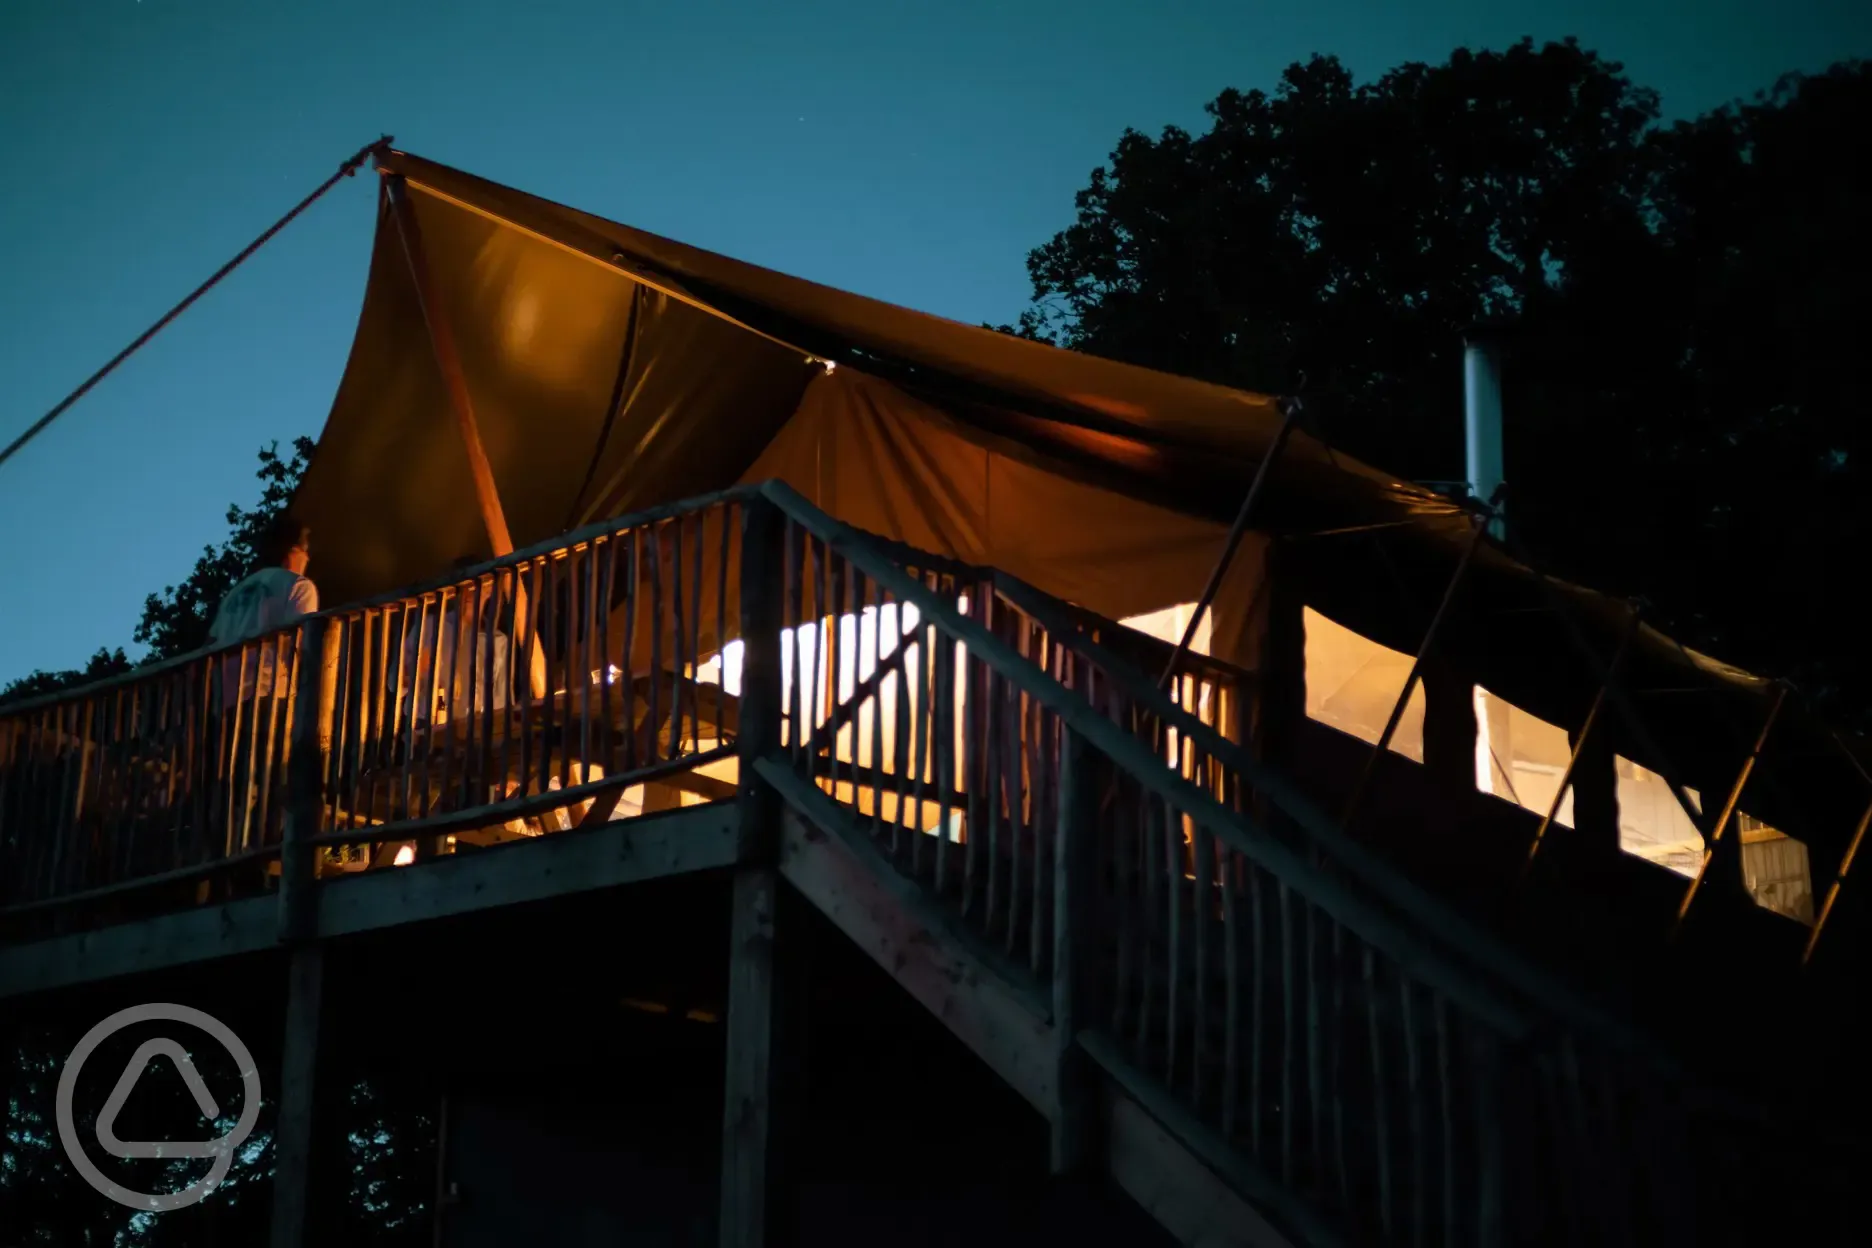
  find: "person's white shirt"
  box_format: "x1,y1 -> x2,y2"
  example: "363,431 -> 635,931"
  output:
209,567 -> 319,704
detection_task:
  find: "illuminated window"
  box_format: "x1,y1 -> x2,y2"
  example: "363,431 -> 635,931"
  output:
1120,602 -> 1212,656
1615,757 -> 1704,877
1303,608 -> 1424,761
1473,687 -> 1575,825
1738,814 -> 1815,924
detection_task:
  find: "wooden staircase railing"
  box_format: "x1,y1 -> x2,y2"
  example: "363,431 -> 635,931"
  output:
750,479 -> 1810,1246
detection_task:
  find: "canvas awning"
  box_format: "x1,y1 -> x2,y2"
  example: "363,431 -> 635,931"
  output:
292,148 -> 1864,868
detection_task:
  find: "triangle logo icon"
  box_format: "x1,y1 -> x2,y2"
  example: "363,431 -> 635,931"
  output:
94,1038 -> 229,1160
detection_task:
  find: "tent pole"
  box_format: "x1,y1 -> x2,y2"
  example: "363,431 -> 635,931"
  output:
1673,682 -> 1788,936
1159,394 -> 1304,692
1500,530 -> 1717,892
1804,793 -> 1872,967
385,173 -> 548,703
1340,494 -> 1497,832
1522,606 -> 1642,876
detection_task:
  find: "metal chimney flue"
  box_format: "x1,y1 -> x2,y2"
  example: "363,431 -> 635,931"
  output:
1463,335 -> 1504,535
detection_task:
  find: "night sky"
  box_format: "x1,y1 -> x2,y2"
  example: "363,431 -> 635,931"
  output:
2,0 -> 1867,679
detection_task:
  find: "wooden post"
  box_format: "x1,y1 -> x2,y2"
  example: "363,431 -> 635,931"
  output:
270,946 -> 325,1248
733,496 -> 784,857
385,173 -> 548,703
1526,608 -> 1639,873
1051,727 -> 1098,1174
1804,793 -> 1872,968
1676,683 -> 1789,931
1250,539 -> 1306,767
1160,395 -> 1305,691
1421,659 -> 1476,800
1342,505 -> 1493,831
1566,726 -> 1620,858
280,617 -> 336,943
719,495 -> 796,1248
270,617 -> 334,1248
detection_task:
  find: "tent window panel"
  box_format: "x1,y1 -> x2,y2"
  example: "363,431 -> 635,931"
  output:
1739,814 -> 1815,924
1120,602 -> 1213,657
1302,607 -> 1425,762
1473,687 -> 1575,827
1616,757 -> 1704,878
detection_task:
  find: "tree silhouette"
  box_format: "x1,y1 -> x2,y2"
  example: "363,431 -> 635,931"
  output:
133,436 -> 317,662
0,437 -> 314,706
1007,41 -> 1872,726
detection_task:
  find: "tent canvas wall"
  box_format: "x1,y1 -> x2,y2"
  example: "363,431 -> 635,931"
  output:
291,149 -> 1866,880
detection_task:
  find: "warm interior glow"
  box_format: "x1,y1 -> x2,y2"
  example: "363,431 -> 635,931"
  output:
392,845 -> 415,867
1120,602 -> 1213,656
1613,759 -> 1815,921
694,642 -> 744,696
1615,758 -> 1704,877
762,601 -> 967,835
1303,607 -> 1425,761
1474,686 -> 1575,826
1738,815 -> 1815,923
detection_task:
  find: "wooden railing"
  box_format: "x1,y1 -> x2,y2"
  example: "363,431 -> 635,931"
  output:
752,479 -> 1785,1246
0,480 -> 1814,1240
761,516 -> 1253,985
306,493 -> 746,864
0,631 -> 304,912
0,491 -> 753,918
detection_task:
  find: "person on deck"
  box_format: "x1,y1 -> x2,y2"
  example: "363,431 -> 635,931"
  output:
202,514 -> 317,854
209,515 -> 319,652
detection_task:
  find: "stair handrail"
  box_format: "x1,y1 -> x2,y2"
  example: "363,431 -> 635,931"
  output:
757,479 -> 1538,1039
984,570 -> 1686,1075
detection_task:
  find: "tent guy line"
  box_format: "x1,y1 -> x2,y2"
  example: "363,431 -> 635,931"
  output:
0,136 -> 394,478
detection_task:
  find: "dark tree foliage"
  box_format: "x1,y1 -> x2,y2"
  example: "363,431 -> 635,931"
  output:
1009,41 -> 1872,726
0,437 -> 314,706
134,436 -> 317,661
2,1025 -> 436,1246
0,648 -> 133,708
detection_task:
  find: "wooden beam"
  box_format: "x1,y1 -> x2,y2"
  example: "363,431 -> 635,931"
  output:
269,946 -> 325,1248
0,896 -> 280,999
1104,1086 -> 1298,1248
770,787 -> 1056,1114
280,616 -> 336,943
1676,682 -> 1790,933
1051,727 -> 1097,1175
718,866 -> 792,1248
1085,1032 -> 1323,1247
0,805 -> 742,998
719,495 -> 795,1248
384,172 -> 547,702
312,804 -> 739,939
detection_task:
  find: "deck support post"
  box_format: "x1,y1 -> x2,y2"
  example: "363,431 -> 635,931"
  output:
719,493 -> 799,1248
270,616 -> 335,1248
269,947 -> 326,1248
1051,726 -> 1099,1174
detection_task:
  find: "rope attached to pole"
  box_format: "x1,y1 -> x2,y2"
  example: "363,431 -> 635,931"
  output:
0,135 -> 395,477
1157,384 -> 1307,692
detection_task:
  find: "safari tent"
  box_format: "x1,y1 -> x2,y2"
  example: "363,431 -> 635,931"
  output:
294,149 -> 1863,920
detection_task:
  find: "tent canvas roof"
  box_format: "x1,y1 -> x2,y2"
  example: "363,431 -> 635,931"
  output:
293,148 -> 1864,868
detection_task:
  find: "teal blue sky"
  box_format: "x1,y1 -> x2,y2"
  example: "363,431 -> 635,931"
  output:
2,0 -> 1868,679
